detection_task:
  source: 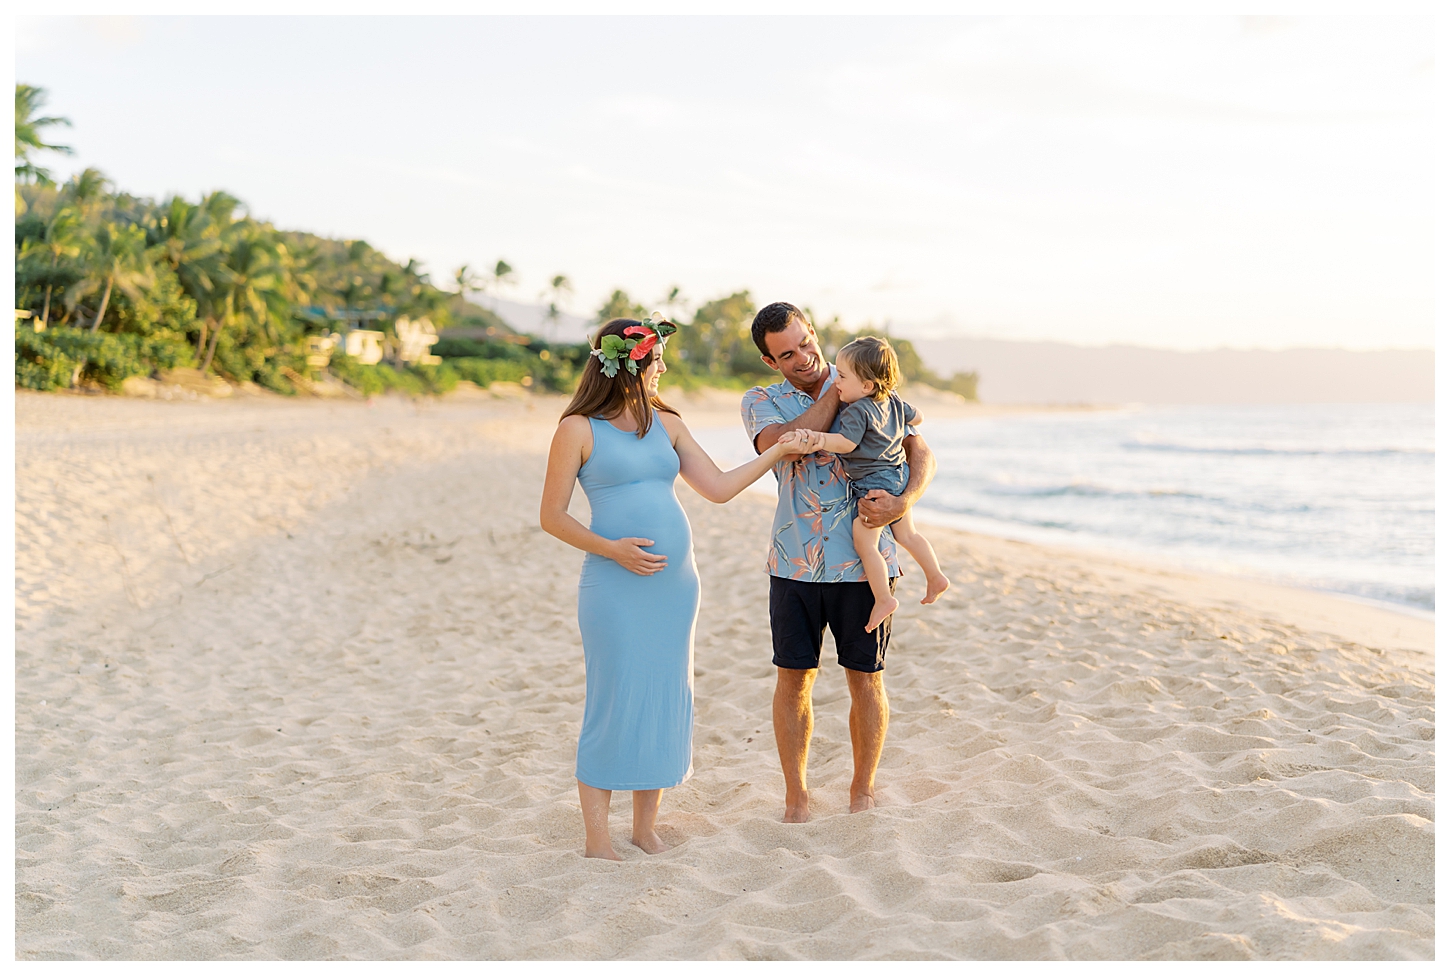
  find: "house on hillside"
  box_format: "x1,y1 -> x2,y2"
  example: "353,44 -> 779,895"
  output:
394,316 -> 442,365
343,330 -> 385,365
299,307 -> 440,367
301,306 -> 387,366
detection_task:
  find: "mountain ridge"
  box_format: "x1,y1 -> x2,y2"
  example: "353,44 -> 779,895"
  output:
909,337 -> 1432,404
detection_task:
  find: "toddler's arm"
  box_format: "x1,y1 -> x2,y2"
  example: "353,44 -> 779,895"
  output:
813,431 -> 859,454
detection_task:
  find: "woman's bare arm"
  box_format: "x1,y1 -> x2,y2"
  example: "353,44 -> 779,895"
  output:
665,414 -> 812,504
539,417 -> 667,575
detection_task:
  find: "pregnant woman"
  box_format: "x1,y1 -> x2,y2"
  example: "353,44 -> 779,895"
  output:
540,315 -> 811,860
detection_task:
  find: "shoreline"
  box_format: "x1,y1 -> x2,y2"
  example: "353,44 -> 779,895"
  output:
672,395 -> 1432,648
908,507 -> 1434,629
914,521 -> 1434,662
19,387 -> 1431,641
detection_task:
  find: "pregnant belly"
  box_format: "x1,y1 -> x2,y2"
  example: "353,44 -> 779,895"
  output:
589,485 -> 690,548
582,484 -> 694,578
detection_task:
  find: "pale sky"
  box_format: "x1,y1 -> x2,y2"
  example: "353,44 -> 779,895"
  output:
16,15 -> 1435,350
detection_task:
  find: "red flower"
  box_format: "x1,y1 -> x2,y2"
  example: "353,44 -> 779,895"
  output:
623,325 -> 650,338
629,333 -> 658,360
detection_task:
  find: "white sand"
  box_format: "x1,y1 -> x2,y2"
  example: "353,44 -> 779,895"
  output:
14,390 -> 1434,959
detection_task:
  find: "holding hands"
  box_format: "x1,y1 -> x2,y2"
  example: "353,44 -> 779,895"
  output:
775,427 -> 826,456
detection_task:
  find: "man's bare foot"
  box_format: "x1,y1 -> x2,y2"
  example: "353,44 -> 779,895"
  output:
584,845 -> 623,861
849,792 -> 876,813
630,831 -> 672,854
783,797 -> 811,823
921,574 -> 951,604
865,596 -> 899,632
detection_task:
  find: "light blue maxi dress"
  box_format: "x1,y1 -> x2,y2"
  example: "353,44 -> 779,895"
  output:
575,412 -> 700,790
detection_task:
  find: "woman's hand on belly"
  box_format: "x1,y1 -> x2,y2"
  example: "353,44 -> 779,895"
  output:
607,537 -> 669,575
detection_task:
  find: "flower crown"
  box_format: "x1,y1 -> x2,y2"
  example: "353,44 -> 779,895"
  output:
591,311 -> 681,378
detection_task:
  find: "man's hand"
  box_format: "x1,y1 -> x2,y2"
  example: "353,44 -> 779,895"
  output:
858,433 -> 936,529
857,489 -> 907,529
796,429 -> 827,453
773,428 -> 816,457
772,427 -> 827,460
752,385 -> 841,454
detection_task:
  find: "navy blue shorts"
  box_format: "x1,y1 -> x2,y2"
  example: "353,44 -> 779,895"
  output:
769,576 -> 897,673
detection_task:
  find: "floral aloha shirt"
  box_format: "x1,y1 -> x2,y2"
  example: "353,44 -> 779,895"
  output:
741,366 -> 916,583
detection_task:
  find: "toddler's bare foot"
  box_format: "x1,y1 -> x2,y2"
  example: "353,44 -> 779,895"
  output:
584,844 -> 623,861
849,792 -> 876,813
630,830 -> 672,854
921,574 -> 951,604
865,596 -> 898,632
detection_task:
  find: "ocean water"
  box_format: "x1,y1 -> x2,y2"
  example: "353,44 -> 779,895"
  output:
692,403 -> 1433,614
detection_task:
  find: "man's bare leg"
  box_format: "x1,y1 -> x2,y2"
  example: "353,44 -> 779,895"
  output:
577,781 -> 622,860
845,669 -> 889,812
631,789 -> 671,853
773,667 -> 817,823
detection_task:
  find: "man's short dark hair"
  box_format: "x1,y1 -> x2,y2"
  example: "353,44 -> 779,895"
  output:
751,302 -> 811,358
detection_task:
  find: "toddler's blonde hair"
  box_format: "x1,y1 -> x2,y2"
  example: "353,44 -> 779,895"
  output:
838,336 -> 900,401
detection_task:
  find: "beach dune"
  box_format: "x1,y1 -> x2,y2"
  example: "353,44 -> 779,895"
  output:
14,391 -> 1433,959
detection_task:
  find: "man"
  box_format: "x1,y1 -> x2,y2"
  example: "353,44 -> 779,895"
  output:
741,302 -> 937,822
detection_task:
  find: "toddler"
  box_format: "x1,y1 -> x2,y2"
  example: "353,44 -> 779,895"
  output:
813,336 -> 950,631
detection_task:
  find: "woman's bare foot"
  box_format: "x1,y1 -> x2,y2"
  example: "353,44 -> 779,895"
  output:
921,574 -> 951,604
584,844 -> 623,861
631,830 -> 673,854
865,596 -> 899,632
849,792 -> 876,813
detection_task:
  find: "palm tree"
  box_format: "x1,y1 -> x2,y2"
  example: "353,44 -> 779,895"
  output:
542,273 -> 574,331
200,223 -> 289,375
68,221 -> 154,333
453,264 -> 483,302
153,196 -> 223,278
150,196 -> 225,323
489,259 -> 517,297
658,284 -> 689,322
60,167 -> 109,218
158,191 -> 240,358
34,207 -> 83,327
198,188 -> 242,228
15,84 -> 72,212
381,257 -> 433,319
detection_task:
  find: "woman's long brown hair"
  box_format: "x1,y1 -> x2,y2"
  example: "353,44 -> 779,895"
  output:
560,318 -> 680,437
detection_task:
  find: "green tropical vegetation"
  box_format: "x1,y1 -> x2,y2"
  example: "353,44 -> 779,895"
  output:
589,287 -> 977,398
15,83 -> 977,401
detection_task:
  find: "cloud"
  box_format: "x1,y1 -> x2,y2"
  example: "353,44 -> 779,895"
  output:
593,95 -> 680,130
818,17 -> 1430,128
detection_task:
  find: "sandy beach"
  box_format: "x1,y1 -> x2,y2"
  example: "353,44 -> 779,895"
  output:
14,389 -> 1434,960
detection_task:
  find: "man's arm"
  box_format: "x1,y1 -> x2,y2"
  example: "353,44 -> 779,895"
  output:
752,385 -> 842,454
857,433 -> 936,528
